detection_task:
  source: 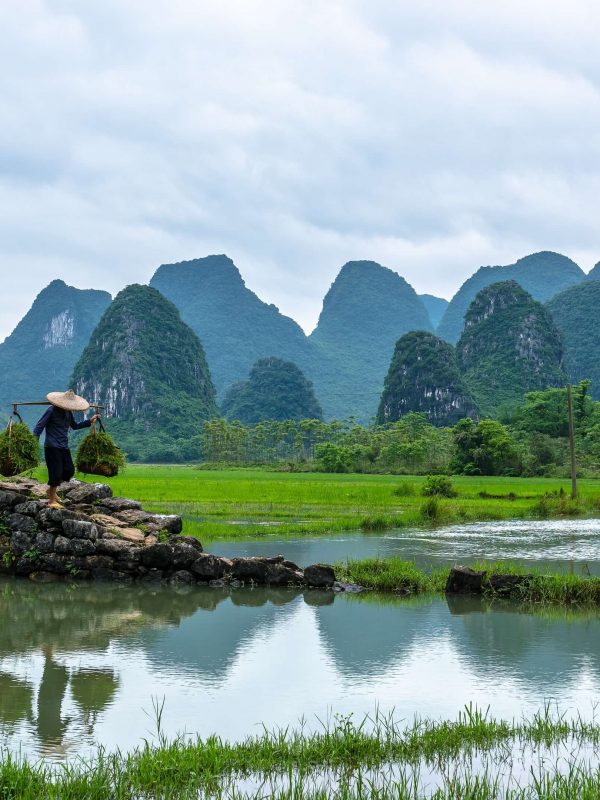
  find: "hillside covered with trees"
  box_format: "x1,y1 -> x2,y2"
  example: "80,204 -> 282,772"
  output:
309,260 -> 432,421
72,284 -> 218,461
221,357 -> 322,423
547,280 -> 600,399
0,280 -> 111,425
437,252 -> 584,343
377,331 -> 478,426
456,281 -> 566,417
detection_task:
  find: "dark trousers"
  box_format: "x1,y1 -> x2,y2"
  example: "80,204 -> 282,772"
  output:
44,447 -> 75,487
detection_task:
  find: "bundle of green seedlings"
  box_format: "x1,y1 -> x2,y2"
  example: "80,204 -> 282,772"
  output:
76,430 -> 126,477
0,421 -> 39,477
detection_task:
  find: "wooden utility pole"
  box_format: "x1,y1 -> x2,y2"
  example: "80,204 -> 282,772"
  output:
566,384 -> 577,499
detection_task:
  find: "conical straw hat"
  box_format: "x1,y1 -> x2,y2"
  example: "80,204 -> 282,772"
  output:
47,389 -> 90,412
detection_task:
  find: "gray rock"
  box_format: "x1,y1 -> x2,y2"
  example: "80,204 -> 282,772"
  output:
10,530 -> 33,555
14,556 -> 36,575
0,490 -> 24,508
177,535 -> 203,551
231,557 -> 270,583
53,535 -> 72,555
304,564 -> 336,588
96,538 -> 134,557
113,509 -> 152,526
62,520 -> 99,541
172,542 -> 200,570
34,531 -> 55,554
445,565 -> 485,595
140,543 -> 173,570
39,553 -> 70,574
265,563 -> 305,586
85,555 -> 117,571
64,483 -> 113,505
149,514 -> 183,535
7,513 -> 37,533
168,570 -> 195,585
71,538 -> 96,556
14,501 -> 43,516
191,553 -> 230,581
99,497 -> 142,512
38,507 -> 89,526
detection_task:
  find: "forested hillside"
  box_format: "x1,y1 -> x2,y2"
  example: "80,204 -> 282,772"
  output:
437,252 -> 584,344
547,280 -> 600,398
150,255 -> 314,399
377,331 -> 478,426
72,284 -> 218,461
309,261 -> 432,421
457,281 -> 566,416
222,357 -> 323,423
419,294 -> 449,328
0,280 -> 111,424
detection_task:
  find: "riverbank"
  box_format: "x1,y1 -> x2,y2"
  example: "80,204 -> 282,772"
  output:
2,707 -> 600,799
337,557 -> 600,605
42,466 -> 600,542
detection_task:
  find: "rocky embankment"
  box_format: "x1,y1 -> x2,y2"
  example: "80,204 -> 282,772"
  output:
0,478 -> 339,588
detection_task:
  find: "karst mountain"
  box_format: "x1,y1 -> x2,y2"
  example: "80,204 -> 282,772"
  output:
456,281 -> 566,416
71,284 -> 218,460
377,331 -> 478,426
437,252 -> 584,344
222,357 -> 323,423
0,279 -> 111,425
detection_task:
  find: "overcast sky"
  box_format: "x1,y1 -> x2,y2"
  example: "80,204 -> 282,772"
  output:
2,0 -> 600,342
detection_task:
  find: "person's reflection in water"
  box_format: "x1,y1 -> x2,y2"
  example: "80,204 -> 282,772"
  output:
36,646 -> 70,749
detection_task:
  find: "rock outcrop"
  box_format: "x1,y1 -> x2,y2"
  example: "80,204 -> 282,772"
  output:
377,331 -> 478,426
0,478 -> 338,589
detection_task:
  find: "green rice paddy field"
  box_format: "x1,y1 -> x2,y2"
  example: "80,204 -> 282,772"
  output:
55,465 -> 600,543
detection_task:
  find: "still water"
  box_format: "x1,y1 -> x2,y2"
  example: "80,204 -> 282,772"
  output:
1,574 -> 600,762
211,517 -> 600,574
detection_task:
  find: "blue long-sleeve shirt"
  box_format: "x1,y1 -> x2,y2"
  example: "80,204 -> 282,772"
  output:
34,406 -> 91,449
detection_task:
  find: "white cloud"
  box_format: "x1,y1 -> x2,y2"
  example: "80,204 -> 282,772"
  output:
1,0 -> 599,340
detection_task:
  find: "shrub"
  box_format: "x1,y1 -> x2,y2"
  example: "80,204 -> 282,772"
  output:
420,496 -> 441,521
421,475 -> 457,498
393,481 -> 416,497
76,431 -> 126,477
0,422 -> 40,477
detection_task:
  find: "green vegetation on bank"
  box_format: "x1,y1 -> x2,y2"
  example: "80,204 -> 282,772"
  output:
47,464 -> 600,542
336,557 -> 600,605
2,707 -> 600,799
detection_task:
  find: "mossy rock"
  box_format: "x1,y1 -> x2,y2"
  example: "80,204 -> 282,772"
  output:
76,431 -> 126,477
0,422 -> 40,477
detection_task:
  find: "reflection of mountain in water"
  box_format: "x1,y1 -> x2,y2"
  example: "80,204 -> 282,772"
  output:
137,588 -> 303,677
314,596 -> 437,677
446,596 -> 600,694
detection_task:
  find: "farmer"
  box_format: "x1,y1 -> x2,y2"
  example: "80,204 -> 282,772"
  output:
34,390 -> 100,508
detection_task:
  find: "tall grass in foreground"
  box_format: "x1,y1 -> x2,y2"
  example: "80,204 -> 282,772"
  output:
2,706 -> 600,799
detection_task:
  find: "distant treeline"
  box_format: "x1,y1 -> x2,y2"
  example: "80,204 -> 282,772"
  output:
197,382 -> 600,477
